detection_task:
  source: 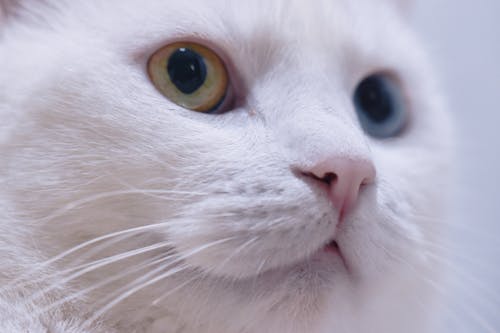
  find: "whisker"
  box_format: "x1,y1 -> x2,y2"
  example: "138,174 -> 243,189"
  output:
152,236 -> 261,306
85,263 -> 191,328
109,177 -> 208,201
411,213 -> 500,244
374,239 -> 498,333
83,236 -> 236,327
375,223 -> 500,321
423,248 -> 500,307
1,221 -> 173,293
93,256 -> 187,316
250,257 -> 269,298
216,237 -> 259,272
35,189 -> 204,225
69,232 -> 142,267
419,238 -> 500,280
36,253 -> 171,315
28,240 -> 174,303
151,272 -> 201,306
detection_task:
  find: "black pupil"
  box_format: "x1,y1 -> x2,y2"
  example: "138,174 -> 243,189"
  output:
167,48 -> 207,94
355,76 -> 394,123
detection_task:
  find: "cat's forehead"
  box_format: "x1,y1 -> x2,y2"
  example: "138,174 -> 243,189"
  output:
50,0 -> 409,90
1,0 -> 416,134
60,0 -> 405,60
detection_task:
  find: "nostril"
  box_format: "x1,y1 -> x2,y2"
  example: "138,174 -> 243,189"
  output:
301,171 -> 337,185
296,157 -> 376,216
322,172 -> 337,185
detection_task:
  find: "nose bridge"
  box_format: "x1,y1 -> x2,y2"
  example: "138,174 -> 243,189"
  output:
274,103 -> 376,217
258,57 -> 376,216
279,109 -> 372,169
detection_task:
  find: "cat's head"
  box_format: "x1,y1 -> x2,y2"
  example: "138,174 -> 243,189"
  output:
0,0 -> 453,332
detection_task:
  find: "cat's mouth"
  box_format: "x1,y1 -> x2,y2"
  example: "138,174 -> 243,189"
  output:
324,239 -> 340,252
326,239 -> 350,269
307,238 -> 350,272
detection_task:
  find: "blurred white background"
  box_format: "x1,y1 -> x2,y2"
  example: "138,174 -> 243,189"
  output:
413,0 -> 500,331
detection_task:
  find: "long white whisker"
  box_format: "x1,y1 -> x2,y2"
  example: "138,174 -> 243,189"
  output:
28,240 -> 174,303
411,213 -> 500,244
83,236 -> 236,327
69,232 -> 142,267
36,189 -> 203,225
418,246 -> 500,311
36,253 -> 171,315
216,237 -> 259,272
1,222 -> 172,293
85,264 -> 191,328
92,254 -> 187,313
374,239 -> 498,333
151,273 -> 201,306
419,238 -> 500,280
152,236 -> 260,306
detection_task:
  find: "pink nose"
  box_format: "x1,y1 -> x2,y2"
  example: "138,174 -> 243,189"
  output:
303,157 -> 376,217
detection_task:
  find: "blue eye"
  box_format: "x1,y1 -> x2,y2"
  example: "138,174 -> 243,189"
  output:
353,74 -> 408,138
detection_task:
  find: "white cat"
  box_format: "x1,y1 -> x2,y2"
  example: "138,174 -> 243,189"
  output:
0,0 -> 454,332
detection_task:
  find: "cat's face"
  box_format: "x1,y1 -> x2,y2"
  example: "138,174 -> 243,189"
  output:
0,0 -> 453,332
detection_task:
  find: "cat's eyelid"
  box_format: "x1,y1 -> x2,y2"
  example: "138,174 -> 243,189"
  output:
353,71 -> 412,139
129,32 -> 247,105
147,39 -> 248,114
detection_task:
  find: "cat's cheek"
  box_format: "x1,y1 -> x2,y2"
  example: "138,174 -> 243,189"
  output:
163,211 -> 334,280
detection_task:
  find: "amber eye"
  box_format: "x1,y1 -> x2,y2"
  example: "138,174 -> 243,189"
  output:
148,42 -> 229,113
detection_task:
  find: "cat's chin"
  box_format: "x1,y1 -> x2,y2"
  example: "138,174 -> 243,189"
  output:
228,238 -> 349,285
197,227 -> 348,282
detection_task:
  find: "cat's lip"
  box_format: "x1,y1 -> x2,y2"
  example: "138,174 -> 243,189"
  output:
317,239 -> 350,272
255,238 -> 349,279
324,239 -> 340,252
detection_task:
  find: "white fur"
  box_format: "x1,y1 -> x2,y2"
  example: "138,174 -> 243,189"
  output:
0,0 -> 453,332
